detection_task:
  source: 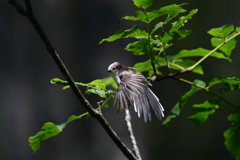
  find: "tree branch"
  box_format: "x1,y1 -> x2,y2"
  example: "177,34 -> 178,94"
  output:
9,0 -> 137,159
151,68 -> 189,81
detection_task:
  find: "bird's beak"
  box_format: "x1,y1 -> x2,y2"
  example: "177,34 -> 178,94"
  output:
107,70 -> 111,72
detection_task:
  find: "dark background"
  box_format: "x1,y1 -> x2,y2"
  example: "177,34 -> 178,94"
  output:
1,0 -> 240,160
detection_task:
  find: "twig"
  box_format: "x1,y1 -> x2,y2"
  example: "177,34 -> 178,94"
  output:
9,1 -> 137,159
125,108 -> 142,160
97,100 -> 103,113
151,68 -> 189,81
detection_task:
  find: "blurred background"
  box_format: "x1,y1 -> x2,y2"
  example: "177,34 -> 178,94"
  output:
1,0 -> 240,159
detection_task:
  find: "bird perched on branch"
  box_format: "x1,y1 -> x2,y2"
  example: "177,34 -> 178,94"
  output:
107,62 -> 164,122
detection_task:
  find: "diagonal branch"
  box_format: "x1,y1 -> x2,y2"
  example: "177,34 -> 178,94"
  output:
151,68 -> 189,81
9,0 -> 137,159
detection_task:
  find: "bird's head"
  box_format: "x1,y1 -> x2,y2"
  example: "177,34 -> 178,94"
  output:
107,62 -> 122,75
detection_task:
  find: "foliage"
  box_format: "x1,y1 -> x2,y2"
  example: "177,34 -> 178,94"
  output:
28,0 -> 240,159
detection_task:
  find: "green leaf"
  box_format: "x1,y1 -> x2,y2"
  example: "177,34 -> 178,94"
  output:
171,29 -> 192,39
50,78 -> 85,90
50,78 -> 68,85
219,83 -> 240,94
133,0 -> 153,9
99,26 -> 148,44
208,24 -> 234,38
133,58 -> 166,73
29,114 -> 87,154
29,122 -> 62,154
147,4 -> 184,23
155,31 -> 173,45
151,7 -> 186,34
208,74 -> 240,88
101,77 -> 118,89
236,26 -> 240,32
123,4 -> 185,23
163,79 -> 206,125
125,38 -> 150,56
123,11 -> 147,22
62,85 -> 70,90
171,48 -> 228,61
85,89 -> 106,98
151,22 -> 165,34
170,9 -> 198,32
211,34 -> 238,58
88,79 -> 107,91
165,7 -> 186,23
188,99 -> 219,126
170,59 -> 203,75
224,109 -> 240,160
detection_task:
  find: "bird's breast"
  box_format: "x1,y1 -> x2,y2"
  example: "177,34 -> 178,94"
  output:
111,73 -> 121,86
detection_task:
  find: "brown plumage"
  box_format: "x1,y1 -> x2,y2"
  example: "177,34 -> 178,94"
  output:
108,62 -> 164,122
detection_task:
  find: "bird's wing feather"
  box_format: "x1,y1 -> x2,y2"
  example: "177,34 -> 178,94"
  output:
114,72 -> 164,122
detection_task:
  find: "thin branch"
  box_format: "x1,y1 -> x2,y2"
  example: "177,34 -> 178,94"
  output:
9,1 -> 137,159
125,108 -> 142,160
151,68 -> 189,81
97,100 -> 103,113
176,77 -> 237,108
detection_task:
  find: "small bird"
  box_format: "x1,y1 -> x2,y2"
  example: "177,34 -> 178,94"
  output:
107,62 -> 164,122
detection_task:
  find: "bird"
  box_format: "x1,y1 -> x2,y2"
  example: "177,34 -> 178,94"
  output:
107,62 -> 164,122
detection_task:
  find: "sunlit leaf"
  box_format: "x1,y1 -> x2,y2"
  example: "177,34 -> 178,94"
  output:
171,48 -> 228,61
50,78 -> 69,85
62,85 -> 70,90
188,99 -> 219,126
224,109 -> 240,160
133,0 -> 153,9
208,24 -> 234,38
171,29 -> 192,39
123,10 -> 147,22
211,34 -> 238,58
125,38 -> 150,56
85,89 -> 106,98
155,31 -> 173,45
208,74 -> 240,88
133,58 -> 166,73
123,4 -> 184,23
147,4 -> 184,23
236,26 -> 240,33
50,78 -> 85,90
170,9 -> 198,32
88,79 -> 106,91
163,79 -> 206,125
165,7 -> 186,23
151,22 -> 164,34
102,77 -> 115,87
99,26 -> 148,44
29,114 -> 88,154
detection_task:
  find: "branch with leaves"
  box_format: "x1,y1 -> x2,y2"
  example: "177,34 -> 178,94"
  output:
9,0 -> 137,159
9,0 -> 240,159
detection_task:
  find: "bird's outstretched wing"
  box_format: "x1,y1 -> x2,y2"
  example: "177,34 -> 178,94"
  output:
113,73 -> 164,122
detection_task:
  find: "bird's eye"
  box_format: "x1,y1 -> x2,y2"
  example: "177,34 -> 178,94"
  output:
113,68 -> 116,70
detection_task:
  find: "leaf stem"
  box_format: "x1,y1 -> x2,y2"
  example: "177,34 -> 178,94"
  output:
163,51 -> 173,73
145,9 -> 157,75
176,78 -> 237,108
